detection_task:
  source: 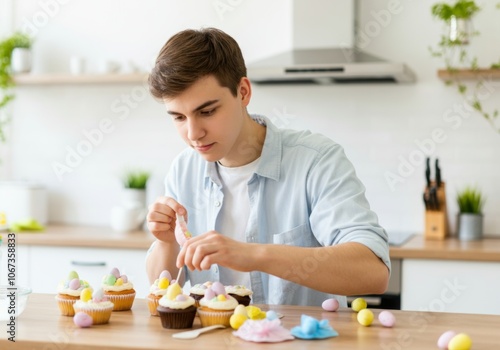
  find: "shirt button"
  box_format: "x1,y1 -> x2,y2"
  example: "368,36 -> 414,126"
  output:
214,201 -> 221,207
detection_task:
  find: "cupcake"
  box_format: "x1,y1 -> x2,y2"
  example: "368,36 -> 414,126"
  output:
55,270 -> 92,316
73,287 -> 114,325
189,281 -> 212,307
156,282 -> 197,329
147,270 -> 172,316
225,285 -> 253,306
198,281 -> 238,327
102,267 -> 136,311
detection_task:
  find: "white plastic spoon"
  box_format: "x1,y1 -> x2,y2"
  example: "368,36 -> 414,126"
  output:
172,325 -> 226,339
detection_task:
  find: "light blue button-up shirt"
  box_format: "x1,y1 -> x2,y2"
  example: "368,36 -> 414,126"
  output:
160,115 -> 390,307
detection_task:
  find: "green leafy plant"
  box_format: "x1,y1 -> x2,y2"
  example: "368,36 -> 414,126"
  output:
430,1 -> 500,133
0,32 -> 33,144
456,186 -> 485,214
123,170 -> 150,189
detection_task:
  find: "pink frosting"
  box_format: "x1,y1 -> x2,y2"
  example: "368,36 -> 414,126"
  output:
232,319 -> 294,343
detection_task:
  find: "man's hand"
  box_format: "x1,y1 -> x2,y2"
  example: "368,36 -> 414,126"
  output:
147,196 -> 186,244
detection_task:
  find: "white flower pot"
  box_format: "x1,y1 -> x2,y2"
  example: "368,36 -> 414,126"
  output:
11,48 -> 32,73
457,213 -> 483,241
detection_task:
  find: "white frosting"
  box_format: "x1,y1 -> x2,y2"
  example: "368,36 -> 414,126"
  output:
57,282 -> 91,297
149,285 -> 168,296
225,285 -> 253,297
200,295 -> 238,310
73,300 -> 114,310
102,282 -> 134,292
189,283 -> 209,295
158,295 -> 195,310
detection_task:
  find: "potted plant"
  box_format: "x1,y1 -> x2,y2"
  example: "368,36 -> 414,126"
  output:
431,0 -> 480,44
456,186 -> 485,241
121,170 -> 150,208
0,32 -> 33,146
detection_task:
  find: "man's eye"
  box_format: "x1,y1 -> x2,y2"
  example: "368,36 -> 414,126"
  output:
172,115 -> 185,121
200,108 -> 215,116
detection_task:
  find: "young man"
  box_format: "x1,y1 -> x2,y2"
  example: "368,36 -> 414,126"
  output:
146,28 -> 390,306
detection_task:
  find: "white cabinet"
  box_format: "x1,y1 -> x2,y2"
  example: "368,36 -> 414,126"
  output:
0,239 -> 29,288
401,259 -> 500,315
26,246 -> 150,298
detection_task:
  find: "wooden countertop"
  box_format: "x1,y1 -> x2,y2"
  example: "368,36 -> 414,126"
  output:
4,225 -> 155,250
5,225 -> 500,262
1,294 -> 499,349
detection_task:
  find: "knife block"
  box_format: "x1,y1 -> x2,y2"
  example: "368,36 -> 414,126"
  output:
424,182 -> 449,240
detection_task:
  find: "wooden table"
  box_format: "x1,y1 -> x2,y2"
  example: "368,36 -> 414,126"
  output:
1,294 -> 499,349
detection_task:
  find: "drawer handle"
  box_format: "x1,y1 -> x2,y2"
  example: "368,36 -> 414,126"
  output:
71,260 -> 107,267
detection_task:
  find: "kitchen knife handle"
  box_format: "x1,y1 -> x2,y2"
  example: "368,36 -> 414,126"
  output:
435,159 -> 441,187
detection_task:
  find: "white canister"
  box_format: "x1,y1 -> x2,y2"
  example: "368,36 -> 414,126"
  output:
10,48 -> 32,73
0,181 -> 48,225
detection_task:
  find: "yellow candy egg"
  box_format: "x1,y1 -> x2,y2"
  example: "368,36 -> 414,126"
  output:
230,313 -> 248,330
158,277 -> 170,290
234,304 -> 247,316
80,288 -> 93,302
166,282 -> 182,300
217,294 -> 227,301
357,308 -> 374,326
448,333 -> 472,350
115,278 -> 123,286
351,298 -> 367,312
246,306 -> 263,320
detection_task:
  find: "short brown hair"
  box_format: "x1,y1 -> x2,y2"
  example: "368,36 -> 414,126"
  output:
149,28 -> 247,99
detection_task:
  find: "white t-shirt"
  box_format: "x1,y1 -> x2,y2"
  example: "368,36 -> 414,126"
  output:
216,157 -> 260,288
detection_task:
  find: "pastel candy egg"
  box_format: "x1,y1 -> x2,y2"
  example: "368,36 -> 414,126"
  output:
266,310 -> 279,320
204,289 -> 216,300
246,306 -> 265,320
230,313 -> 247,330
357,309 -> 374,326
166,283 -> 182,300
378,310 -> 396,328
68,270 -> 79,281
120,275 -> 128,284
438,330 -> 457,349
80,288 -> 93,302
448,333 -> 472,350
351,298 -> 367,312
322,298 -> 340,312
158,277 -> 170,290
115,278 -> 123,286
217,294 -> 227,301
110,267 -> 120,279
234,304 -> 247,316
175,294 -> 188,302
92,288 -> 105,302
69,278 -> 81,290
73,312 -> 93,328
159,270 -> 171,281
211,282 -> 226,296
103,274 -> 116,286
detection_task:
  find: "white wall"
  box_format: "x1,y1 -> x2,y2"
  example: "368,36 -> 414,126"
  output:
2,0 -> 500,236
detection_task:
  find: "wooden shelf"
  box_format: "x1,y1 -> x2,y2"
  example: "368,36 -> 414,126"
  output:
437,68 -> 500,80
13,73 -> 149,85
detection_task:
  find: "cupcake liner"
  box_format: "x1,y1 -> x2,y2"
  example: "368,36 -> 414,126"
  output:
105,291 -> 136,311
157,305 -> 197,329
73,304 -> 113,325
147,295 -> 161,316
197,307 -> 234,327
55,295 -> 78,316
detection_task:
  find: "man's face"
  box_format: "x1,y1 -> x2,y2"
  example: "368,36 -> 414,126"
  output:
163,75 -> 251,165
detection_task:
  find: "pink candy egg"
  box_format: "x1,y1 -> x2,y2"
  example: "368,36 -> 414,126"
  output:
211,282 -> 225,295
378,310 -> 396,328
73,312 -> 93,328
120,275 -> 128,283
110,267 -> 120,278
321,298 -> 339,312
204,289 -> 216,300
176,294 -> 188,301
68,278 -> 81,290
438,330 -> 457,349
159,270 -> 171,281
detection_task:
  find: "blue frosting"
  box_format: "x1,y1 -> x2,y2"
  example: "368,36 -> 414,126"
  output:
290,315 -> 339,340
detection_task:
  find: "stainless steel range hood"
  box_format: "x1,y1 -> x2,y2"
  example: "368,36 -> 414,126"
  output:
246,0 -> 415,84
247,47 -> 416,84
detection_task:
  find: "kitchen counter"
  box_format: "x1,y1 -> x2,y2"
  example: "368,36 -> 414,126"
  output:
1,294 -> 499,349
7,225 -> 500,262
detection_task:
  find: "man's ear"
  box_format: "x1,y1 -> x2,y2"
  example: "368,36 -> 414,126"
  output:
238,77 -> 252,107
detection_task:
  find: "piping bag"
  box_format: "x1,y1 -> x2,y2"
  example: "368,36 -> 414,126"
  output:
174,214 -> 192,282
